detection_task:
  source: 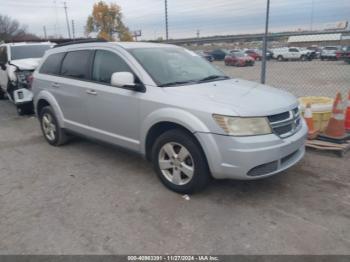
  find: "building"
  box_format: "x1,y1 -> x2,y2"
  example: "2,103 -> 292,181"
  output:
287,33 -> 350,47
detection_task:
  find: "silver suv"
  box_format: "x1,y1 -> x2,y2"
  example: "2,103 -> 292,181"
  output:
32,41 -> 307,193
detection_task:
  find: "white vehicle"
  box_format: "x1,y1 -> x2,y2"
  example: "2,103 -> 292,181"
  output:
272,47 -> 312,61
0,42 -> 54,114
320,46 -> 340,60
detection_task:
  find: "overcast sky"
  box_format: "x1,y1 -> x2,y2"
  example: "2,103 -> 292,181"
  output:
0,0 -> 349,40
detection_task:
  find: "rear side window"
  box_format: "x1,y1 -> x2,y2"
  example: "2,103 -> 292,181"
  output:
39,52 -> 65,75
92,50 -> 131,84
60,50 -> 92,79
289,48 -> 298,52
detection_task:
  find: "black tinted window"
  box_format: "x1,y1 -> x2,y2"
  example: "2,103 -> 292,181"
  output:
289,48 -> 298,52
0,47 -> 7,63
92,50 -> 131,84
39,52 -> 65,75
61,50 -> 92,79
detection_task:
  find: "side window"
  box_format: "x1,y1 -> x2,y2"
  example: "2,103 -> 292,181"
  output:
0,47 -> 8,63
289,48 -> 298,52
60,50 -> 92,79
92,50 -> 132,84
39,52 -> 65,75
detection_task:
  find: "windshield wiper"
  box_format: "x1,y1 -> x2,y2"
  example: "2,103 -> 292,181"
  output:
158,80 -> 197,87
197,75 -> 230,83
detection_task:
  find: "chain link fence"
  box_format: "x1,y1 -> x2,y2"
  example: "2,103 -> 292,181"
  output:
179,31 -> 350,99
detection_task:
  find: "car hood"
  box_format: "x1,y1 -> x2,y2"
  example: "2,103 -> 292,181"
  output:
163,79 -> 298,116
10,58 -> 41,70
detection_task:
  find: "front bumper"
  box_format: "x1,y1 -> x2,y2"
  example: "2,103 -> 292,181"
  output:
195,119 -> 307,180
13,88 -> 33,105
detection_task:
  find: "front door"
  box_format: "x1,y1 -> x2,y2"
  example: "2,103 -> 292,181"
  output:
85,49 -> 141,151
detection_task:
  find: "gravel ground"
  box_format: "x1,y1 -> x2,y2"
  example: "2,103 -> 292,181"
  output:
215,59 -> 350,98
0,99 -> 350,255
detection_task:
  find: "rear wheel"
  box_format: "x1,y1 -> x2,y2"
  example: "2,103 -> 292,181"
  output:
0,89 -> 5,100
152,129 -> 210,194
300,55 -> 307,61
39,106 -> 68,146
277,55 -> 284,61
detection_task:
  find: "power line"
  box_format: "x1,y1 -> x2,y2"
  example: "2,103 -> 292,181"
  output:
165,0 -> 169,40
63,1 -> 71,38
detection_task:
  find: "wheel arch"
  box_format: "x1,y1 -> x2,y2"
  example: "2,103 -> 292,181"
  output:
34,91 -> 65,127
141,108 -> 211,161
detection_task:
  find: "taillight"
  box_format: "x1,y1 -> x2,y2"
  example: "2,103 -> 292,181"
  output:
26,74 -> 34,89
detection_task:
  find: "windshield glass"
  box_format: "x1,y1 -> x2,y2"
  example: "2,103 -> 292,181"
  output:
10,45 -> 52,60
234,52 -> 246,57
130,47 -> 228,86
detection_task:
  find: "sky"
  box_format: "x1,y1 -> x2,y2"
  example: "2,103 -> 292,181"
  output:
0,0 -> 349,40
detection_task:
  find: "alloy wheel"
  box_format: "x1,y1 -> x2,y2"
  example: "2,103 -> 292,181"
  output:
42,113 -> 56,141
158,142 -> 194,186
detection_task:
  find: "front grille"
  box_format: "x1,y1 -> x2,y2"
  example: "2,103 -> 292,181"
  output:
247,161 -> 278,177
268,107 -> 301,138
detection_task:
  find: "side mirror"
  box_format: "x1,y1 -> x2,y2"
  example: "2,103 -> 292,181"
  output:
111,72 -> 135,88
0,63 -> 6,70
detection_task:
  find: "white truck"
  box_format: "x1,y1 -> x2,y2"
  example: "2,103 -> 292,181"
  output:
272,47 -> 313,61
0,42 -> 53,114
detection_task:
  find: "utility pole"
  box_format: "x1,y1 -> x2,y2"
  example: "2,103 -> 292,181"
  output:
43,26 -> 47,40
260,0 -> 270,84
63,1 -> 71,39
196,29 -> 200,39
71,19 -> 75,40
310,0 -> 314,31
164,0 -> 169,41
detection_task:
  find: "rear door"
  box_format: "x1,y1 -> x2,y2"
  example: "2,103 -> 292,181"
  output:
52,50 -> 93,127
84,49 -> 141,151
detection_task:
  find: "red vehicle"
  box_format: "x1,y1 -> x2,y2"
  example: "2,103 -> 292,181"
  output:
244,49 -> 262,61
224,52 -> 255,66
336,46 -> 350,64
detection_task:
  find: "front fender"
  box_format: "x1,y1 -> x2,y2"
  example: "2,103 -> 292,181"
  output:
34,90 -> 65,127
140,107 -> 210,155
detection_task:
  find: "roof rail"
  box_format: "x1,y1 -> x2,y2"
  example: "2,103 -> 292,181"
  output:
53,38 -> 107,48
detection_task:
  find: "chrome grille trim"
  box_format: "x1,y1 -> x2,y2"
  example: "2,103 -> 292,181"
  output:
268,107 -> 301,138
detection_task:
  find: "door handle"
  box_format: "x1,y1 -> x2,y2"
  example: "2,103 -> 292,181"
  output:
51,82 -> 60,88
86,89 -> 98,95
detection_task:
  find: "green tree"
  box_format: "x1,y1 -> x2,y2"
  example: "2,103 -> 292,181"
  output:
85,1 -> 133,41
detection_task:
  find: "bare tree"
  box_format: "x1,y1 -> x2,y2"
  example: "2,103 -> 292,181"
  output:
0,14 -> 38,42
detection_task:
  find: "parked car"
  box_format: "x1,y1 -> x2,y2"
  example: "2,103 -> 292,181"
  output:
210,49 -> 230,60
336,46 -> 350,64
306,46 -> 321,59
195,50 -> 214,62
33,41 -> 307,193
256,49 -> 273,60
272,47 -> 313,61
0,42 -> 53,114
244,49 -> 262,61
320,46 -> 340,60
224,52 -> 255,66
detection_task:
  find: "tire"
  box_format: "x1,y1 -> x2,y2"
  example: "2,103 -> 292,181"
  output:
300,55 -> 306,61
39,106 -> 68,146
224,60 -> 229,66
320,56 -> 324,61
277,55 -> 284,61
0,89 -> 5,100
16,103 -> 34,116
151,129 -> 210,194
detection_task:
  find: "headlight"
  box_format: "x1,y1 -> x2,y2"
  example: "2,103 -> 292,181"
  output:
15,71 -> 32,84
213,114 -> 272,136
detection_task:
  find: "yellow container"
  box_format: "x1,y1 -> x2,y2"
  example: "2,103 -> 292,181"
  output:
298,96 -> 334,131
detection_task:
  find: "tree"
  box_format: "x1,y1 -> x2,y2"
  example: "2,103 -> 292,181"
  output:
85,1 -> 133,41
0,14 -> 39,42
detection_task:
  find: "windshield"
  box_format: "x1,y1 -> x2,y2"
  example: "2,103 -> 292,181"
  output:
130,47 -> 228,86
234,52 -> 246,57
10,45 -> 52,60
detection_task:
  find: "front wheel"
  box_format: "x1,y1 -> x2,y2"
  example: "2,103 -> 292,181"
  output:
152,129 -> 210,194
39,106 -> 68,146
277,55 -> 284,61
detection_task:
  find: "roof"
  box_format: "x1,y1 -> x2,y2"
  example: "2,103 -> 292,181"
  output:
2,42 -> 54,46
110,41 -> 176,49
288,33 -> 342,43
